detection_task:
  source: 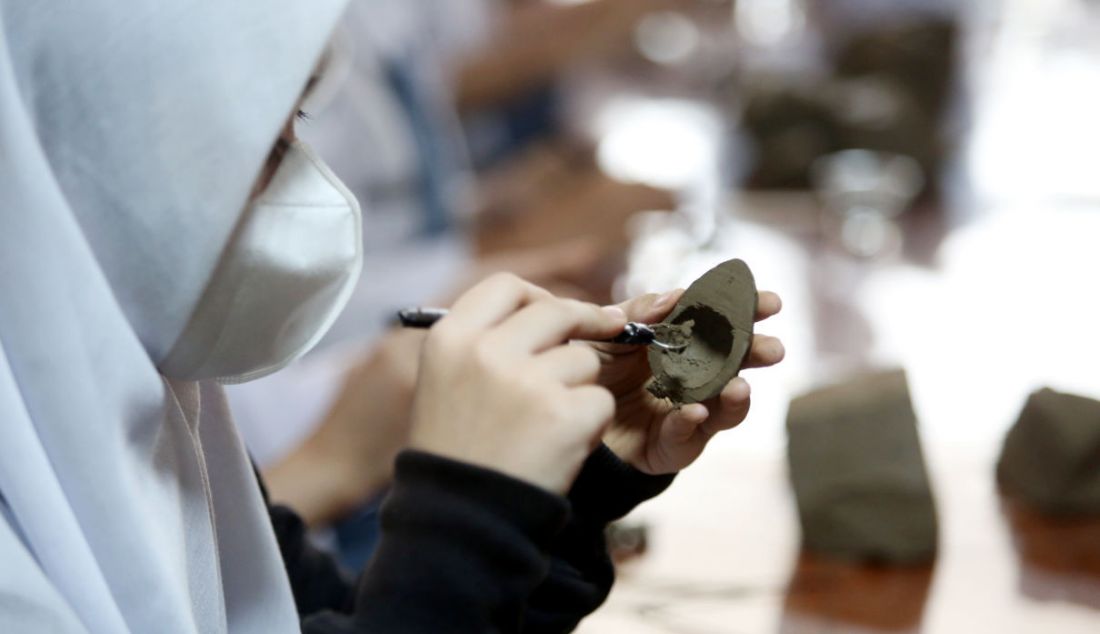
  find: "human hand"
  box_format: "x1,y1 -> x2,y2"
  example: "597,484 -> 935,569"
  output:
409,274 -> 629,493
591,289 -> 784,475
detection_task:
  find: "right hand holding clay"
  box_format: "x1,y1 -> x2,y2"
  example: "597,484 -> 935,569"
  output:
409,273 -> 629,493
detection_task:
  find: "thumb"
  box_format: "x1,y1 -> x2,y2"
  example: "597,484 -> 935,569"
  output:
614,288 -> 685,324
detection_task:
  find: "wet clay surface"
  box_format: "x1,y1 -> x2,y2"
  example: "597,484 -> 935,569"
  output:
651,320 -> 695,349
647,259 -> 757,405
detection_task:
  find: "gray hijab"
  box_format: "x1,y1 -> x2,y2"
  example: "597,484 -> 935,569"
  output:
0,1 -> 347,631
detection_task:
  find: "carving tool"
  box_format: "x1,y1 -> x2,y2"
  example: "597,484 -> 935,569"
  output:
396,307 -> 688,351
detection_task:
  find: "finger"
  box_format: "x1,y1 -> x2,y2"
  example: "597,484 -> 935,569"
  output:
744,334 -> 785,369
615,288 -> 686,324
700,378 -> 752,436
586,289 -> 685,357
610,289 -> 778,328
447,273 -> 553,331
662,403 -> 709,443
533,344 -> 600,386
490,298 -> 628,354
620,289 -> 779,324
755,291 -> 782,322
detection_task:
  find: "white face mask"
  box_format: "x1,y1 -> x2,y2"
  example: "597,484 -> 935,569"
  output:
159,140 -> 362,383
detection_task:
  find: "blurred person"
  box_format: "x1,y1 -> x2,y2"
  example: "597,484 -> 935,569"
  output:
456,0 -> 711,271
456,0 -> 719,122
0,1 -> 785,632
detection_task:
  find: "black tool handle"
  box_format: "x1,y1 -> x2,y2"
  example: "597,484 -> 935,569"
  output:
396,307 -> 656,346
607,321 -> 658,346
395,307 -> 450,329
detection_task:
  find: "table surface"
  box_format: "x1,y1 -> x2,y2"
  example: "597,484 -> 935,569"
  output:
578,200 -> 1100,634
576,2 -> 1100,631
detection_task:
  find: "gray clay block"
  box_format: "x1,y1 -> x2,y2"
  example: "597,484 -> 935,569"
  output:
787,370 -> 938,563
997,388 -> 1100,515
647,258 -> 757,406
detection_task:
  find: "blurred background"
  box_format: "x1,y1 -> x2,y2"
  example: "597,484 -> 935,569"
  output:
228,1 -> 1100,631
565,1 -> 1100,631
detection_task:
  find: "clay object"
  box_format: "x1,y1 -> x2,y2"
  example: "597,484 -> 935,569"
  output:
786,370 -> 938,563
740,17 -> 958,191
997,388 -> 1100,515
835,18 -> 959,121
742,82 -> 844,189
742,76 -> 943,190
646,258 -> 757,405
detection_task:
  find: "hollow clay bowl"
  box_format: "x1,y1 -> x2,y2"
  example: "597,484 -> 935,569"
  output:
647,258 -> 757,405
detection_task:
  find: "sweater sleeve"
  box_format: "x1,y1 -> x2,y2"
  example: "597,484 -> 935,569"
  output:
270,446 -> 674,633
521,445 -> 676,634
275,450 -> 570,633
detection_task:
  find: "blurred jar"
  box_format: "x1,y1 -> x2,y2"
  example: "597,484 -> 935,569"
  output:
812,149 -> 924,258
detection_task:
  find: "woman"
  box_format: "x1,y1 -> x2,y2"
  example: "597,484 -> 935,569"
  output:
0,1 -> 783,632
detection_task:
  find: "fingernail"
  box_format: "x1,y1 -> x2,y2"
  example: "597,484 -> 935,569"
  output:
733,377 -> 751,397
689,403 -> 709,421
652,290 -> 677,310
602,306 -> 627,321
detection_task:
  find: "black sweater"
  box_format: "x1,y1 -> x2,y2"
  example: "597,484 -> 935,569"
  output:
267,445 -> 674,633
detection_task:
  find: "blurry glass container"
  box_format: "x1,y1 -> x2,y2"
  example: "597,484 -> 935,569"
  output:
732,0 -> 826,76
812,149 -> 924,258
634,11 -> 701,67
735,0 -> 807,46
